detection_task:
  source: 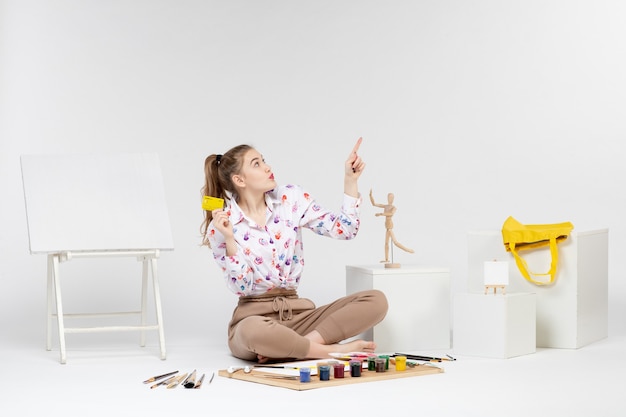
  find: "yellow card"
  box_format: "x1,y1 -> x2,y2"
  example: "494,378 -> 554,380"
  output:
202,196 -> 224,211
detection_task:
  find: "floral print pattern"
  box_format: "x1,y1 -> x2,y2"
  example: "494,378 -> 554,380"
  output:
208,184 -> 361,296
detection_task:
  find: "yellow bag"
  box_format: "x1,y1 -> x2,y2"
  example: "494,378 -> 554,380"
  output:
501,216 -> 574,286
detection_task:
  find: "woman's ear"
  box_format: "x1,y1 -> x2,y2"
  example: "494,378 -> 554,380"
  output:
232,174 -> 245,187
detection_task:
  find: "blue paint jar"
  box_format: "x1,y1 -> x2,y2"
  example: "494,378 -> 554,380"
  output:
319,365 -> 331,381
299,367 -> 311,383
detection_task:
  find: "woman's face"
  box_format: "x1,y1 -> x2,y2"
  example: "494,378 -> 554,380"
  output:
236,148 -> 276,193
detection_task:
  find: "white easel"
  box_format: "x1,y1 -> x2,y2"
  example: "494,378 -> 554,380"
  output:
22,153 -> 174,364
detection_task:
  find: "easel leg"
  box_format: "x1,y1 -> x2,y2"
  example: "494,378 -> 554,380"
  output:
484,285 -> 506,295
46,255 -> 54,351
140,258 -> 148,347
51,255 -> 67,364
151,257 -> 167,360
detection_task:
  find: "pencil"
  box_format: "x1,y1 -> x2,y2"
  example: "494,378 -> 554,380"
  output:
194,373 -> 206,389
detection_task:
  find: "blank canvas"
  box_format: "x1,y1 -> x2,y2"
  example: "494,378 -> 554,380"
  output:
21,153 -> 174,253
484,261 -> 509,286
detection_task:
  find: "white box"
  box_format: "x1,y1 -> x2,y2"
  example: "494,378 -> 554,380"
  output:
346,265 -> 450,352
453,293 -> 536,359
467,229 -> 608,348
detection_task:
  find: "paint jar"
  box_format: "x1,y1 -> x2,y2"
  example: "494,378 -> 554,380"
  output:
395,355 -> 407,371
367,356 -> 376,371
316,361 -> 329,377
375,358 -> 386,372
333,363 -> 345,378
319,365 -> 331,381
378,355 -> 390,370
350,360 -> 362,377
299,367 -> 311,383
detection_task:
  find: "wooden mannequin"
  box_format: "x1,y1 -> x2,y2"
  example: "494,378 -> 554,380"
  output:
369,189 -> 414,268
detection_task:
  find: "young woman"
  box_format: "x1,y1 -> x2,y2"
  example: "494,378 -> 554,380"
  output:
200,138 -> 388,363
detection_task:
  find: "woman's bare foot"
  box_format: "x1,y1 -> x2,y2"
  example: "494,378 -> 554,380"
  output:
255,331 -> 377,362
305,339 -> 376,359
333,339 -> 376,353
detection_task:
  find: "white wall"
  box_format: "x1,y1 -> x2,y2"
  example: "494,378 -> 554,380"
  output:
2,0 -> 624,350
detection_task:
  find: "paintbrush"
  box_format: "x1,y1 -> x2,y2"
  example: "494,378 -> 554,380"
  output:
166,373 -> 188,389
193,373 -> 205,389
143,370 -> 178,384
394,353 -> 456,362
183,370 -> 197,388
260,374 -> 299,380
253,365 -> 302,370
150,374 -> 178,389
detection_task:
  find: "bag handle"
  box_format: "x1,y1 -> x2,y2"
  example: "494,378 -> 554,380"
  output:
508,236 -> 558,285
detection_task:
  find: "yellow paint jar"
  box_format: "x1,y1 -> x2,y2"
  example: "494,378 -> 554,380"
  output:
395,355 -> 407,371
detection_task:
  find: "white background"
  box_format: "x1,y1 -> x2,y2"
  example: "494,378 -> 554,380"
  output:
1,0 -> 625,354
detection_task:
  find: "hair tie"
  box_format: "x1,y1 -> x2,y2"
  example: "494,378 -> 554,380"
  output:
216,154 -> 222,165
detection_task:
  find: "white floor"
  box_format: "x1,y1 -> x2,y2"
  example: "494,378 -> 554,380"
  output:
1,332 -> 624,417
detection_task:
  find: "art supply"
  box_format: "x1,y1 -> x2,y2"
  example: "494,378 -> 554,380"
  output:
367,357 -> 376,371
350,360 -> 362,377
316,361 -> 329,376
394,353 -> 456,362
262,375 -> 299,380
254,365 -> 300,370
227,366 -> 240,374
318,365 -> 331,381
375,358 -> 386,372
21,153 -> 172,365
299,367 -> 311,383
150,374 -> 179,389
333,363 -> 345,378
395,356 -> 407,371
227,365 -> 251,374
143,369 -> 212,389
329,351 -> 375,362
202,196 -> 225,211
378,355 -> 390,370
216,358 -> 445,391
183,370 -> 197,388
166,373 -> 188,389
194,373 -> 206,389
143,370 -> 178,384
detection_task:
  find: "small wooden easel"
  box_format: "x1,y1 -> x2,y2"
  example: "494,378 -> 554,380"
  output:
484,284 -> 506,295
483,260 -> 509,296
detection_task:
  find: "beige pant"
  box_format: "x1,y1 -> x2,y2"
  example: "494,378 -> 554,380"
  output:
227,289 -> 388,361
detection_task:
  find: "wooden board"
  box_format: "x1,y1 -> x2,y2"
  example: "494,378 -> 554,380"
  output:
218,362 -> 444,391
